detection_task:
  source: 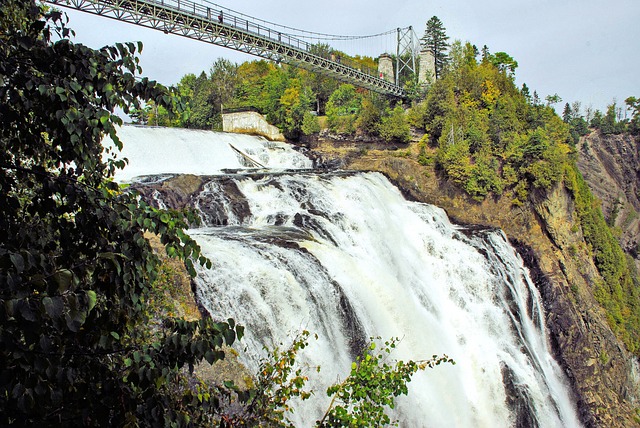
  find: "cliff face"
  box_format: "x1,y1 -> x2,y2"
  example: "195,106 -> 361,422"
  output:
309,140 -> 640,427
576,132 -> 640,262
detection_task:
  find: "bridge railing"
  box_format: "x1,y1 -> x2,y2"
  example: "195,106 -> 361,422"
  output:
148,0 -> 379,78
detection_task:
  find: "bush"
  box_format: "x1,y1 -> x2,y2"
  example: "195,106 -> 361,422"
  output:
378,106 -> 412,143
302,111 -> 321,135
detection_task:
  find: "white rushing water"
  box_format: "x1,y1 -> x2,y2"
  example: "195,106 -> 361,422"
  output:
103,124 -> 312,182
185,172 -> 582,427
125,127 -> 582,426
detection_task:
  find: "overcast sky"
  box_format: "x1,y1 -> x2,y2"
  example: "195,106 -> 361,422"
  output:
59,0 -> 639,113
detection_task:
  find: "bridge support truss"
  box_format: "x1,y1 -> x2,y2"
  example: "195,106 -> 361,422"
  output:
46,0 -> 406,98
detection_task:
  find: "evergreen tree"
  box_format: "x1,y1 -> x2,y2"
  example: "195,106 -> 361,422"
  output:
521,83 -> 531,103
481,45 -> 490,62
562,103 -> 572,123
421,16 -> 449,80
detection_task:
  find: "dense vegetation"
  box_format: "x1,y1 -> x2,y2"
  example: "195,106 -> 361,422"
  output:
133,54 -> 414,143
565,166 -> 640,353
408,41 -> 571,203
0,2 -> 246,425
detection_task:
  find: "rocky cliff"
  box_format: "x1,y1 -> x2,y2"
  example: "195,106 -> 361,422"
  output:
576,131 -> 640,264
308,139 -> 640,427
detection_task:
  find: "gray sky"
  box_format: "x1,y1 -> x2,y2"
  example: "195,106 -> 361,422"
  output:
59,0 -> 639,114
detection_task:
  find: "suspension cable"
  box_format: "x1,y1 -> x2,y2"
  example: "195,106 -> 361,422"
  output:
199,0 -> 400,41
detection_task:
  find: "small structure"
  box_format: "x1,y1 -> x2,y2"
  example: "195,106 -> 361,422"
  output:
377,53 -> 394,83
222,110 -> 285,142
418,48 -> 436,85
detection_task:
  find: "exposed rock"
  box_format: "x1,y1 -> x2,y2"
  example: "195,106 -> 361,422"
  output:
145,229 -> 252,394
131,174 -> 205,210
576,132 -> 640,260
222,111 -> 285,142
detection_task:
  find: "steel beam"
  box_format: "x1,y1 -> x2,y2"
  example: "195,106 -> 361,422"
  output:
46,0 -> 406,97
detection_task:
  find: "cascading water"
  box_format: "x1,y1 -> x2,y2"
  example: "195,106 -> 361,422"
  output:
104,124 -> 313,182
120,126 -> 582,427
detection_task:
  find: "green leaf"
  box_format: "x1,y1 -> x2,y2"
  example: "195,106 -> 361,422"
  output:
204,350 -> 216,365
86,290 -> 97,312
53,269 -> 73,292
43,296 -> 63,319
223,329 -> 236,345
10,253 -> 24,273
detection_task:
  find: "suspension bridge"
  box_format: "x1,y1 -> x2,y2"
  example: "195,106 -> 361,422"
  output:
46,0 -> 421,98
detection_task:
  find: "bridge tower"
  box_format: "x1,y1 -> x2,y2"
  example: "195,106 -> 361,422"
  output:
395,26 -> 419,87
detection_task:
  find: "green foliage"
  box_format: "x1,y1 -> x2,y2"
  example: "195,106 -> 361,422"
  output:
221,331 -> 316,427
326,84 -> 362,134
625,96 -> 640,135
565,165 -> 640,354
279,77 -> 315,139
415,47 -> 571,202
0,2 -> 242,424
378,105 -> 412,143
601,102 -> 626,135
186,71 -> 217,129
562,102 -> 590,145
302,111 -> 321,135
218,334 -> 453,427
234,60 -> 277,111
488,51 -> 518,78
356,94 -> 388,136
317,338 -> 454,427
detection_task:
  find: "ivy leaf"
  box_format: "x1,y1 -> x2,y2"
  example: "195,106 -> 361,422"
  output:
43,296 -> 63,319
86,290 -> 97,312
53,269 -> 73,292
10,253 -> 24,273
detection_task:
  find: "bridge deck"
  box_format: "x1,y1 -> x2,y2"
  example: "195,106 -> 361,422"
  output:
47,0 -> 406,97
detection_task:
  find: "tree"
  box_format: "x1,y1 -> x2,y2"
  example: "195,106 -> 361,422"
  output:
481,45 -> 490,62
307,44 -> 340,114
222,333 -> 453,427
601,102 -> 623,135
378,105 -> 412,143
562,103 -> 572,123
521,83 -> 531,103
318,338 -> 453,427
209,58 -> 239,129
0,2 -> 242,424
326,84 -> 362,133
489,52 -> 518,78
421,16 -> 449,80
625,96 -> 640,135
545,93 -> 562,107
279,77 -> 314,139
188,71 -> 216,129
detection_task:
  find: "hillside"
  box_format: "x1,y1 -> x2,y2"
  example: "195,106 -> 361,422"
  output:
576,132 -> 640,264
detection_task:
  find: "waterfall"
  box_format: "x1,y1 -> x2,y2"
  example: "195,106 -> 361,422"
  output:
104,124 -> 312,182
119,127 -> 582,427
